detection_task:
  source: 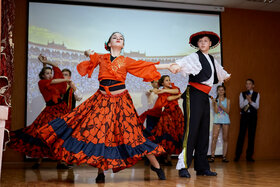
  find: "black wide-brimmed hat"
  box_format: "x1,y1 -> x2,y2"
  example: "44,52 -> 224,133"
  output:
189,31 -> 220,49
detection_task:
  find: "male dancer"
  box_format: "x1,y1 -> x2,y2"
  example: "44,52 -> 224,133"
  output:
170,31 -> 231,177
62,68 -> 82,110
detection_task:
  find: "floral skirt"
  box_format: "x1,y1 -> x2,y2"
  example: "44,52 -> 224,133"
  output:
9,101 -> 69,158
37,90 -> 165,172
152,105 -> 184,154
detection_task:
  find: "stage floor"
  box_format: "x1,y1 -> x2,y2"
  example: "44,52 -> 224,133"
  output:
1,159 -> 280,186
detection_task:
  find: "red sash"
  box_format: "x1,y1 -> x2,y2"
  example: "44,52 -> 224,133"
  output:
189,82 -> 211,94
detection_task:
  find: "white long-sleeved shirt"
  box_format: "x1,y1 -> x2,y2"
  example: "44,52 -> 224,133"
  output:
146,90 -> 158,109
175,52 -> 230,86
239,90 -> 260,110
74,89 -> 83,101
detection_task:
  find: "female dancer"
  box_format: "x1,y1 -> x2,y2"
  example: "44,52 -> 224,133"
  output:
37,32 -> 169,183
209,85 -> 230,162
150,75 -> 184,166
9,55 -> 71,169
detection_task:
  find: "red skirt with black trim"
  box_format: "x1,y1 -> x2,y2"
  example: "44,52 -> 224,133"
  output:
37,90 -> 165,172
151,105 -> 184,155
8,101 -> 69,158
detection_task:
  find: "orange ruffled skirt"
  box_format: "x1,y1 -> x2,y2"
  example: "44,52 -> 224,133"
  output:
152,105 -> 184,155
37,90 -> 165,172
9,101 -> 69,158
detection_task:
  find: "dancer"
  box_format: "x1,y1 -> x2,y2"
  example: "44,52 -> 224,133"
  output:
62,68 -> 82,111
209,85 -> 230,163
140,80 -> 161,165
235,79 -> 260,162
151,75 -> 184,166
170,31 -> 231,178
37,32 -> 169,183
146,80 -> 161,131
147,80 -> 160,108
9,55 -> 71,169
140,80 -> 161,134
139,80 -> 162,142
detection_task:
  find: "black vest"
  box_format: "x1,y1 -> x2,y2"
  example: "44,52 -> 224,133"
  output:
189,50 -> 218,84
63,87 -> 76,110
241,91 -> 258,115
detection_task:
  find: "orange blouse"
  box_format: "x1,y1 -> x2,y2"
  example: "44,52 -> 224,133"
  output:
38,66 -> 67,103
77,53 -> 161,83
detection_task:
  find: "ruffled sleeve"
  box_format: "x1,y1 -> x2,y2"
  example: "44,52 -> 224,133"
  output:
77,53 -> 99,78
53,66 -> 64,79
175,53 -> 202,77
125,57 -> 161,82
52,66 -> 67,95
38,79 -> 52,91
38,79 -> 61,103
214,59 -> 231,83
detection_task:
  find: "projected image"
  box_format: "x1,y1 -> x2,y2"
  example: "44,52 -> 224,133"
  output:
27,2 -> 223,155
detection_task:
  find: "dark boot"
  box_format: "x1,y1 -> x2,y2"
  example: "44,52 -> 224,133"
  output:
196,170 -> 217,176
179,168 -> 191,178
95,173 -> 105,183
151,165 -> 166,180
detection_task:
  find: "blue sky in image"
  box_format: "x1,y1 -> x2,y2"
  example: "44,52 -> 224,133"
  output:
29,2 -> 221,56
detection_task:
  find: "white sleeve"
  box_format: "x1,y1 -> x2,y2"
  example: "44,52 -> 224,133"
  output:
175,53 -> 202,77
214,60 -> 231,83
239,92 -> 249,109
176,149 -> 186,170
74,89 -> 83,101
250,93 -> 260,110
147,92 -> 158,109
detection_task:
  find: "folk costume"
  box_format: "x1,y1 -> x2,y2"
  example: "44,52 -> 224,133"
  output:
175,31 -> 230,173
9,66 -> 69,158
36,53 -> 165,173
139,90 -> 162,140
145,89 -> 160,133
63,85 -> 82,111
150,83 -> 184,155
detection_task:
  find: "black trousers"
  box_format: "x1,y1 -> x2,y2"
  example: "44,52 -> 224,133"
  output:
235,113 -> 258,159
182,86 -> 210,171
146,115 -> 160,132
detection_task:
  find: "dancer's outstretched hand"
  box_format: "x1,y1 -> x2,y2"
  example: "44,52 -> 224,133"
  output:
84,49 -> 94,57
38,54 -> 48,64
169,63 -> 181,74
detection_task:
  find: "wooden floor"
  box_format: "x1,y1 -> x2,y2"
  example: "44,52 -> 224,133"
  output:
1,159 -> 280,187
